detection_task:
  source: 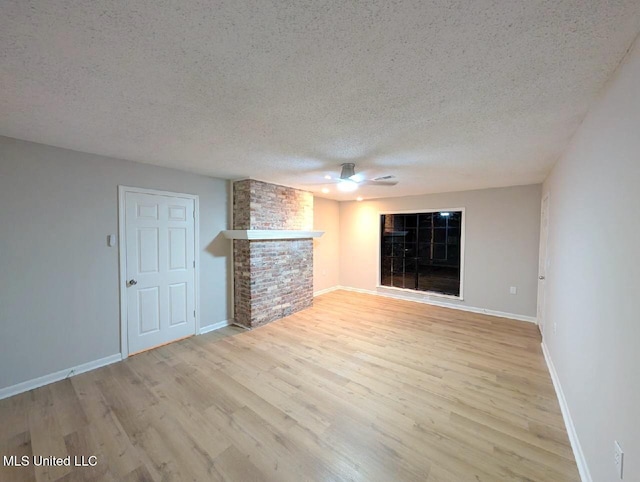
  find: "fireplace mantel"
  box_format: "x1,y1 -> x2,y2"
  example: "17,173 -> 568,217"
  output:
222,230 -> 324,240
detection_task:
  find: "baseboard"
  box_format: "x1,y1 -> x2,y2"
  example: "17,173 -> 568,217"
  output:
1,319 -> 236,400
0,353 -> 122,401
230,322 -> 250,331
541,342 -> 592,482
199,319 -> 232,334
336,285 -> 538,323
313,286 -> 340,297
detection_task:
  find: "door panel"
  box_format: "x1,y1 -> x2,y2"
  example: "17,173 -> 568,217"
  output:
168,205 -> 187,221
169,282 -> 188,326
168,228 -> 187,270
138,287 -> 160,334
137,203 -> 159,220
137,228 -> 159,273
125,192 -> 196,354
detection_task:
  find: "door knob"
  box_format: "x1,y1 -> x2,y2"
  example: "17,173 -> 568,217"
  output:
129,279 -> 138,286
539,276 -> 545,280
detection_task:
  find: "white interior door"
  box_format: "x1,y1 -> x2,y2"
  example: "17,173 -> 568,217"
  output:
124,191 -> 196,355
537,194 -> 549,335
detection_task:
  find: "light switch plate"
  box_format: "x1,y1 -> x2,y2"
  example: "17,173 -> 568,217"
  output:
107,234 -> 116,247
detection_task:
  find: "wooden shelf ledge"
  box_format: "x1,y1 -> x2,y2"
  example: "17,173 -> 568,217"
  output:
221,230 -> 324,240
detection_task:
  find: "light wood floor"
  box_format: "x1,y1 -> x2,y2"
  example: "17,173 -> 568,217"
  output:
0,290 -> 579,481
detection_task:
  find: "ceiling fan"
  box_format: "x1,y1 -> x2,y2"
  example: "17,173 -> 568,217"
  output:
325,163 -> 398,192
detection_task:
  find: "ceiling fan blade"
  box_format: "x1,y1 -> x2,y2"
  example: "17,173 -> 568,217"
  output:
361,179 -> 399,186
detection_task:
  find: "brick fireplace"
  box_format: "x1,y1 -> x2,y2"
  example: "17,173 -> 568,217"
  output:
231,179 -> 317,329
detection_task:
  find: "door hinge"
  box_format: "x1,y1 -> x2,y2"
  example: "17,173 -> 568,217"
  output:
193,310 -> 196,318
193,211 -> 195,219
193,260 -> 195,268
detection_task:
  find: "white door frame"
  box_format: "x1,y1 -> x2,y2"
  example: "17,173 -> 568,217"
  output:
118,185 -> 201,358
537,193 -> 550,335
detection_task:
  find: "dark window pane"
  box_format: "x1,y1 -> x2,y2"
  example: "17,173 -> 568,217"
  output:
418,265 -> 460,296
418,242 -> 431,258
381,215 -> 390,235
447,230 -> 460,244
392,258 -> 416,289
404,242 -> 417,258
433,228 -> 447,243
383,239 -> 392,257
448,214 -> 461,228
391,239 -> 404,257
434,212 -> 449,227
418,213 -> 432,227
433,244 -> 446,259
381,211 -> 462,296
381,257 -> 392,286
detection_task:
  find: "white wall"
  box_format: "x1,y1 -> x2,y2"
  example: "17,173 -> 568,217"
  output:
338,185 -> 542,318
542,39 -> 640,482
0,137 -> 230,390
313,196 -> 340,293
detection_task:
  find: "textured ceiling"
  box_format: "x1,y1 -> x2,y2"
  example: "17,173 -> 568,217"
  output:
1,1 -> 639,200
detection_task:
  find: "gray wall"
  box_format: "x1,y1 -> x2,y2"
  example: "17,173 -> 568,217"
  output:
0,137 -> 230,390
339,185 -> 542,317
542,38 -> 640,481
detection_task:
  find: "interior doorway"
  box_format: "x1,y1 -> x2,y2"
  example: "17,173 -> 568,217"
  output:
118,186 -> 199,357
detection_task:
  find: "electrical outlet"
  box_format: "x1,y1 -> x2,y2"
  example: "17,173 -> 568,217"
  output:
614,441 -> 624,479
553,322 -> 557,334
509,286 -> 517,295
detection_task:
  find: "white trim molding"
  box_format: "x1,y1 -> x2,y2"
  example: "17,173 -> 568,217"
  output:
313,286 -> 340,297
336,285 -> 537,323
541,342 -> 592,482
0,354 -> 122,401
199,319 -> 232,334
231,322 -> 250,331
222,229 -> 324,240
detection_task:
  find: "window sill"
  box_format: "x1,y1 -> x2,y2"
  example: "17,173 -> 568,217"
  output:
376,284 -> 463,301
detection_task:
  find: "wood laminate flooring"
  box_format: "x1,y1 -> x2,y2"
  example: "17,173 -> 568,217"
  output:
0,290 -> 579,481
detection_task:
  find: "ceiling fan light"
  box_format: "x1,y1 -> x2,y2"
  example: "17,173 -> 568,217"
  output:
337,180 -> 358,192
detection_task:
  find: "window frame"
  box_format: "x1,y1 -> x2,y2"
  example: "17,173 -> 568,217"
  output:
377,207 -> 465,300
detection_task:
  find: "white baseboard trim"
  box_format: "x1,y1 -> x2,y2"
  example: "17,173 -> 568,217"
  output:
313,286 -> 340,297
335,285 -> 537,323
231,322 -> 250,331
0,353 -> 122,401
541,342 -> 591,482
199,319 -> 232,334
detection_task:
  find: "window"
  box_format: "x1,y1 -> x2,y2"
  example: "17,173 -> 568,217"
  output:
380,210 -> 463,297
